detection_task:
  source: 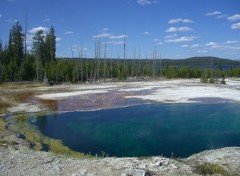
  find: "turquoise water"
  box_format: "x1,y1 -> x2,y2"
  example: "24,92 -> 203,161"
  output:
32,103 -> 240,157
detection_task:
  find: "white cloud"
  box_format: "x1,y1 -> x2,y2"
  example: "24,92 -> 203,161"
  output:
109,34 -> 128,39
26,33 -> 34,44
205,42 -> 224,49
0,14 -> 2,18
182,19 -> 194,23
153,39 -> 164,45
191,44 -> 200,48
197,50 -> 208,53
137,0 -> 159,6
56,37 -> 62,42
181,44 -> 200,48
71,45 -> 88,52
211,45 -> 222,49
93,33 -> 111,38
143,31 -> 150,35
28,26 -> 49,33
227,14 -> 240,21
103,28 -> 109,31
216,14 -> 228,19
168,18 -> 182,24
205,42 -> 218,46
225,40 -> 240,44
165,27 -> 193,32
228,46 -> 240,50
43,18 -> 51,22
64,31 -> 74,35
107,41 -> 126,45
205,11 -> 222,16
82,47 -> 88,52
165,36 -> 197,43
165,33 -> 177,39
168,18 -> 194,24
231,22 -> 240,29
212,44 -> 240,50
153,39 -> 161,43
27,46 -> 32,51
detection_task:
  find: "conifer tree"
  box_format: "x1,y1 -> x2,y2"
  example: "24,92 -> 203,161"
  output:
11,21 -> 24,65
45,26 -> 56,62
0,40 -> 3,62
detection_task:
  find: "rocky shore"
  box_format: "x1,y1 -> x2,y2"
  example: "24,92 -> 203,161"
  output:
1,131 -> 240,176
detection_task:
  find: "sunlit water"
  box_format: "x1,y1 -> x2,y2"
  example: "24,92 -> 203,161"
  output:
31,103 -> 240,157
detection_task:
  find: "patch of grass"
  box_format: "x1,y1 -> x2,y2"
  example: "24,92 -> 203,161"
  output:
0,140 -> 18,146
0,118 -> 5,133
194,162 -> 227,176
44,138 -> 86,158
15,114 -> 28,121
0,82 -> 48,89
7,114 -> 88,158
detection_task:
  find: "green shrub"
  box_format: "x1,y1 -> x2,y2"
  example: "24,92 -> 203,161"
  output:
194,162 -> 227,175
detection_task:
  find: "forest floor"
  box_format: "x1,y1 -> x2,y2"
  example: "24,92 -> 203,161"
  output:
0,78 -> 240,116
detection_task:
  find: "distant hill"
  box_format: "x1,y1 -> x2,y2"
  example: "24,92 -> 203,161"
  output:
158,57 -> 240,66
58,56 -> 240,66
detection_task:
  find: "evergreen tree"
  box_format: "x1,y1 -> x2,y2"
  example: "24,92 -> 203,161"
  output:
0,40 -> 4,82
47,26 -> 56,62
21,54 -> 35,81
11,21 -> 24,65
0,64 -> 4,83
0,39 -> 3,54
0,40 -> 3,63
7,30 -> 14,61
4,22 -> 24,81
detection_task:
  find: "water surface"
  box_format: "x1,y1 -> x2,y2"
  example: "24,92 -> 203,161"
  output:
32,103 -> 240,157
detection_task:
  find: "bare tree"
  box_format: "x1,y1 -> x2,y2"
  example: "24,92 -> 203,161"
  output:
159,52 -> 162,78
77,46 -> 81,83
84,50 -> 88,83
80,40 -> 83,83
133,47 -> 136,78
24,8 -> 28,57
94,36 -> 97,82
71,45 -> 74,58
97,39 -> 100,81
138,46 -> 141,77
104,39 -> 106,82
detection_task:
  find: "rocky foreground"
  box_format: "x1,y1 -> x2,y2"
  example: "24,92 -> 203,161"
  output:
0,133 -> 240,176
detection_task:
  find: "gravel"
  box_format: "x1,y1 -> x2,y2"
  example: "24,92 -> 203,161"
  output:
1,135 -> 240,176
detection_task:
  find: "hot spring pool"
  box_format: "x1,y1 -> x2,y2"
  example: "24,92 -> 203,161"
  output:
30,103 -> 240,157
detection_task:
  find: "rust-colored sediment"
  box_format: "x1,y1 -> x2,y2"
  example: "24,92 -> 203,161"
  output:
0,86 -> 150,114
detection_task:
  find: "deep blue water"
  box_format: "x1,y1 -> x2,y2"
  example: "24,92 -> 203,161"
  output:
32,103 -> 240,157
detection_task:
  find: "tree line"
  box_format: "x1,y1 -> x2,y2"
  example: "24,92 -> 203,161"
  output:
0,22 -> 240,84
0,21 -> 56,82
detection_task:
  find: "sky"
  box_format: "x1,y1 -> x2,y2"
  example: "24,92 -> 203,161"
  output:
0,0 -> 240,60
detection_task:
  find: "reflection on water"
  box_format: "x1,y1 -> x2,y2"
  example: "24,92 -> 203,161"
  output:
31,103 -> 240,157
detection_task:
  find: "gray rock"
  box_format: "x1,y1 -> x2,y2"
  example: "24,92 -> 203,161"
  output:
124,169 -> 146,176
0,136 -> 240,176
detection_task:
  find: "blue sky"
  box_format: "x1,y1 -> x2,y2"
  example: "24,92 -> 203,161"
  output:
0,0 -> 240,59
